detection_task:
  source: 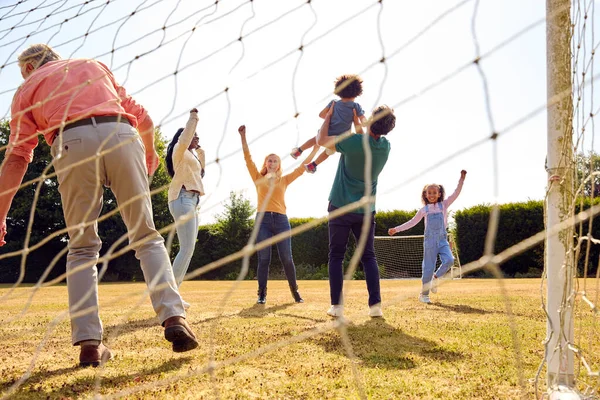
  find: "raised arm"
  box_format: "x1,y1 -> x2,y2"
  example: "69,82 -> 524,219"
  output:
318,101 -> 333,119
172,109 -> 199,168
354,110 -> 366,135
238,125 -> 261,182
283,145 -> 320,185
388,208 -> 426,235
316,102 -> 336,150
444,170 -> 467,207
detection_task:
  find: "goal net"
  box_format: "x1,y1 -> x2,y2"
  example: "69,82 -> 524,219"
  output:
374,234 -> 462,280
0,0 -> 598,398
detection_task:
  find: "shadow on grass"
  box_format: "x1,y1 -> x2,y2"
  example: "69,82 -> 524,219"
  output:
312,318 -> 463,369
238,303 -> 294,318
430,302 -> 531,318
1,357 -> 193,399
430,302 -> 490,315
104,317 -> 159,338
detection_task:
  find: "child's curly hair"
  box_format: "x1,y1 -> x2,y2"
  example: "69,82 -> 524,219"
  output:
421,184 -> 445,205
334,74 -> 363,99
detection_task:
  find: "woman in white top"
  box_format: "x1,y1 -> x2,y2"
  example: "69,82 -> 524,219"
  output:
166,109 -> 205,307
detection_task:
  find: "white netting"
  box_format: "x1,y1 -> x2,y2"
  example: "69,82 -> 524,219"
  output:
0,0 -> 598,398
374,234 -> 462,280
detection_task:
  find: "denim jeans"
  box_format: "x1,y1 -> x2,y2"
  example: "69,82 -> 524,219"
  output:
327,203 -> 381,307
256,212 -> 298,289
168,188 -> 200,287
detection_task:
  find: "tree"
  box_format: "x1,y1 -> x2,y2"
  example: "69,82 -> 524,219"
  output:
575,151 -> 600,197
191,191 -> 255,280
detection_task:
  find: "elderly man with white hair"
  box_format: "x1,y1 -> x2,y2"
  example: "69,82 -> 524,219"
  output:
0,44 -> 199,367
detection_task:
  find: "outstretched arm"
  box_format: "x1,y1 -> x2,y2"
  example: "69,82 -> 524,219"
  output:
284,145 -> 320,185
0,154 -> 28,246
239,125 -> 261,181
354,110 -> 366,134
445,170 -> 467,207
316,103 -> 336,150
318,104 -> 331,119
388,208 -> 426,235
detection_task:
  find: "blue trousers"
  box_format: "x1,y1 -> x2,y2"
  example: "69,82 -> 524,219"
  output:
327,204 -> 381,307
256,212 -> 298,289
168,189 -> 200,287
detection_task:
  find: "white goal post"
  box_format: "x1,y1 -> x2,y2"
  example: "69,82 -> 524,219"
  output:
373,234 -> 462,280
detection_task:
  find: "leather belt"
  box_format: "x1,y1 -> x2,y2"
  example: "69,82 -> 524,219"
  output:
63,115 -> 132,132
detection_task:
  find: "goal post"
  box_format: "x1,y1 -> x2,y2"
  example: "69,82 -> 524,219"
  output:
373,234 -> 462,280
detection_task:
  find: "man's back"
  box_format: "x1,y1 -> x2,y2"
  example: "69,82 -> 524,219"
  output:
11,59 -> 145,141
329,134 -> 390,212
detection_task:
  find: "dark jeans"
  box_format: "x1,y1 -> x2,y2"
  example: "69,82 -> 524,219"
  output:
256,212 -> 298,289
328,203 -> 381,307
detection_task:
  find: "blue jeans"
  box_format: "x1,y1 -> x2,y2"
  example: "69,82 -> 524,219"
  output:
256,212 -> 298,289
327,203 -> 381,307
168,188 -> 200,287
421,235 -> 454,295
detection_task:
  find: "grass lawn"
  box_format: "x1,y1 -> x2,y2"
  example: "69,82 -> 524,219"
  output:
0,279 -> 598,399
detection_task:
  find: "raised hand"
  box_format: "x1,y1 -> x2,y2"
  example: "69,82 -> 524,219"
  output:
191,108 -> 198,114
460,170 -> 467,179
238,125 -> 246,136
388,228 -> 396,236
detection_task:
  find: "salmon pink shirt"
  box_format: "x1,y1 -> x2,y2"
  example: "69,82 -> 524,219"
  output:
9,58 -> 148,163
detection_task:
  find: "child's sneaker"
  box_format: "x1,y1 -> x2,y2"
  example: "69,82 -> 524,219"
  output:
305,162 -> 317,174
418,294 -> 431,304
430,276 -> 438,294
327,305 -> 343,317
290,147 -> 303,159
368,303 -> 383,318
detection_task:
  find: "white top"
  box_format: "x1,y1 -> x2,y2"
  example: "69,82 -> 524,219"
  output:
392,177 -> 464,232
167,112 -> 205,202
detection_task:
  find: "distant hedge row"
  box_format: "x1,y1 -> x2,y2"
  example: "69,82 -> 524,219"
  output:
455,199 -> 600,277
4,200 -> 599,283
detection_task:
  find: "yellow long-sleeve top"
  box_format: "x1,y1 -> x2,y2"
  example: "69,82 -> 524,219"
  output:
243,148 -> 306,215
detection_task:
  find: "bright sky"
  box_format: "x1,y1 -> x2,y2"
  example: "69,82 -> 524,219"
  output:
0,0 -> 596,225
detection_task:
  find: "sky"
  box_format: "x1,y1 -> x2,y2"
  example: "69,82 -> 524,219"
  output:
0,0 -> 598,225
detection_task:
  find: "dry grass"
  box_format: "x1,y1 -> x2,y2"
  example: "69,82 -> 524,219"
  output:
0,279 -> 598,399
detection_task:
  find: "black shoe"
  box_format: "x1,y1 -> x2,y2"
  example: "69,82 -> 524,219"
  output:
290,285 -> 304,303
257,287 -> 267,304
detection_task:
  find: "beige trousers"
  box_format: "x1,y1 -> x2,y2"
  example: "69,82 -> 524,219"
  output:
51,119 -> 184,345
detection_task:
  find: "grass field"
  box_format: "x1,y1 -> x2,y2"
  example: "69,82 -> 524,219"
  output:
0,279 -> 598,399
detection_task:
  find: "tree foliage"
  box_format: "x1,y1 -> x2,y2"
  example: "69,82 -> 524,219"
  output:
575,151 -> 600,198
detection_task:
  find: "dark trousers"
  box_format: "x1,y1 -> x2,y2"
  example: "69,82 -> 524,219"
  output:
327,204 -> 381,307
256,212 -> 298,289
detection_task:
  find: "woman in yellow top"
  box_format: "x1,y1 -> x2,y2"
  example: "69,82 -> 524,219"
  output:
166,108 -> 205,309
238,125 -> 318,304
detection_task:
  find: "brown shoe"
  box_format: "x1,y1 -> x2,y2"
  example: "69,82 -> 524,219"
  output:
164,316 -> 199,353
79,343 -> 113,368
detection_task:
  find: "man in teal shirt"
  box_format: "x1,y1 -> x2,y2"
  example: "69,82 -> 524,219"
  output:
316,103 -> 396,318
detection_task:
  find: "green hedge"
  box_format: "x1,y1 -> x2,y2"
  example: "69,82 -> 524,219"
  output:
455,199 -> 600,278
455,201 -> 544,277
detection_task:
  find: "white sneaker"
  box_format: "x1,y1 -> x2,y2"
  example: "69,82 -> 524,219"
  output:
327,305 -> 344,317
369,303 -> 383,318
182,300 -> 191,310
430,276 -> 438,294
418,294 -> 431,304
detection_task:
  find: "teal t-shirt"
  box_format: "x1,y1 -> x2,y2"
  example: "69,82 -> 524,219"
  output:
329,134 -> 391,213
